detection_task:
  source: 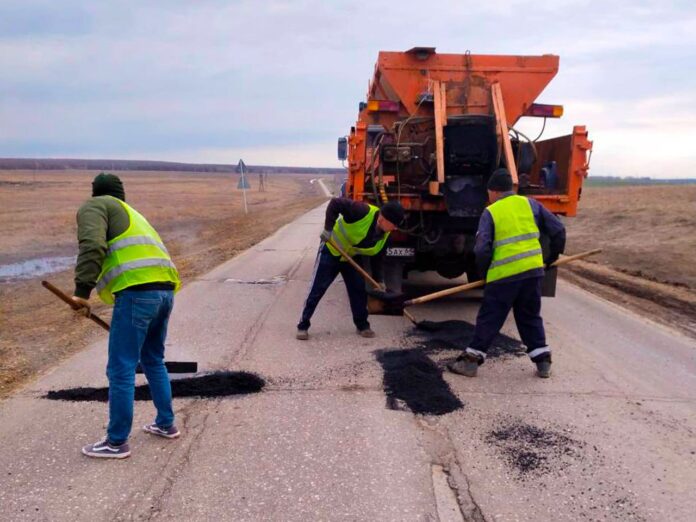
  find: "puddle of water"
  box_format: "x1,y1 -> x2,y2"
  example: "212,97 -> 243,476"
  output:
0,255 -> 76,282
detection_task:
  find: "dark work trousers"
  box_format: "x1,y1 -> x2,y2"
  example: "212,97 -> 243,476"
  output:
466,276 -> 551,364
297,244 -> 370,331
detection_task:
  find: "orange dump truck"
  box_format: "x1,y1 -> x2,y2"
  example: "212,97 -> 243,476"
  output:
337,47 -> 592,293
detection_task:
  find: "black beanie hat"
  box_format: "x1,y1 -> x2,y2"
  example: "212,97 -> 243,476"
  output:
92,173 -> 125,201
487,168 -> 513,192
380,201 -> 405,227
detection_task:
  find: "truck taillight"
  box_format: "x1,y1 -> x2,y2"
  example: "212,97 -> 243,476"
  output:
367,100 -> 400,112
525,103 -> 564,118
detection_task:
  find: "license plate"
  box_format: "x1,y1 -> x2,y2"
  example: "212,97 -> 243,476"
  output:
386,247 -> 415,257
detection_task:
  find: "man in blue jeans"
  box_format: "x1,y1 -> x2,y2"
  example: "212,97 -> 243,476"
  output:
71,173 -> 182,459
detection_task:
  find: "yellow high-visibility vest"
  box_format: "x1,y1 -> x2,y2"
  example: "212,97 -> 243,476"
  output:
96,197 -> 180,304
486,195 -> 544,283
326,204 -> 389,260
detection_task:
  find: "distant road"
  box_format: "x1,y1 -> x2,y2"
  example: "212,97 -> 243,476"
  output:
0,203 -> 694,520
310,177 -> 333,197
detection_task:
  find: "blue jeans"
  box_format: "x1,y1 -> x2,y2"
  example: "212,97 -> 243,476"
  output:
107,289 -> 175,445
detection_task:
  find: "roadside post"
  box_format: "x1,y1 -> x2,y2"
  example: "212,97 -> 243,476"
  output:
237,159 -> 250,214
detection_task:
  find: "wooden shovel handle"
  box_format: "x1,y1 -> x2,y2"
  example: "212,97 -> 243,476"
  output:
404,248 -> 602,307
325,237 -> 418,323
325,238 -> 383,289
41,280 -> 111,331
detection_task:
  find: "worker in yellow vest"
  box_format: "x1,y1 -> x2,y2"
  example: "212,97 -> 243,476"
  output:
71,173 -> 181,459
297,198 -> 404,340
448,169 -> 566,378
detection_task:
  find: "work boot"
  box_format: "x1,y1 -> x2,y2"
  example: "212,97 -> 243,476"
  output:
448,354 -> 480,377
536,361 -> 551,378
296,329 -> 309,340
357,327 -> 375,338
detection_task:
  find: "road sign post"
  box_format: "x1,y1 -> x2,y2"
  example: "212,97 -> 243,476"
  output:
237,159 -> 250,214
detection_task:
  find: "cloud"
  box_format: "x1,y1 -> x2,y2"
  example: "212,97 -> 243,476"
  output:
0,0 -> 694,177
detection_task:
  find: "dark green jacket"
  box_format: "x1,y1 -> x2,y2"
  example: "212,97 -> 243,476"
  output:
74,196 -> 129,298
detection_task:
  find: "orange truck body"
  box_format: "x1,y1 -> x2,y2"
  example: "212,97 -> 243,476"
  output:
339,47 -> 592,290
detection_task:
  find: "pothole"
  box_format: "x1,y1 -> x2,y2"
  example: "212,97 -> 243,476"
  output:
44,371 -> 265,402
376,349 -> 463,415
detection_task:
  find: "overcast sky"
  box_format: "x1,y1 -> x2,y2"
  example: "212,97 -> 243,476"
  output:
1,1 -> 694,177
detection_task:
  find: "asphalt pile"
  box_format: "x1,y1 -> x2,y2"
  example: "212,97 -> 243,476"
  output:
414,319 -> 524,358
44,371 -> 265,402
485,421 -> 584,477
376,348 -> 463,415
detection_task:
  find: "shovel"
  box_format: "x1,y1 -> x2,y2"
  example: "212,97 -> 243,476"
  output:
42,280 -> 198,374
324,238 -> 418,324
397,248 -> 602,311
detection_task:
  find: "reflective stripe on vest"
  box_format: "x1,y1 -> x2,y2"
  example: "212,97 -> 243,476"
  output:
486,195 -> 544,283
107,235 -> 169,256
96,258 -> 178,291
326,204 -> 389,260
95,196 -> 180,304
492,231 -> 540,249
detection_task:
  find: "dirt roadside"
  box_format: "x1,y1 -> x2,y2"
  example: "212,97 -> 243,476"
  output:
563,184 -> 696,341
561,262 -> 696,339
0,170 -> 327,398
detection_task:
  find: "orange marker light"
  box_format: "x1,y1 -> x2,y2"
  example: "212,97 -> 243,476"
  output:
367,100 -> 400,112
525,103 -> 564,118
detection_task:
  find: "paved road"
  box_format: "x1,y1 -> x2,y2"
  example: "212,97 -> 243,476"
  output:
310,178 -> 333,197
1,204 -> 695,521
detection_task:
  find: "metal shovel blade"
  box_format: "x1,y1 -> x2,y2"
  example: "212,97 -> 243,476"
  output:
136,361 -> 198,374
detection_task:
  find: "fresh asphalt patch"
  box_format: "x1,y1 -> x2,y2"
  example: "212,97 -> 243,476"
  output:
44,371 -> 265,402
375,349 -> 464,415
373,319 -> 522,416
484,419 -> 645,519
485,420 -> 585,477
414,319 -> 525,358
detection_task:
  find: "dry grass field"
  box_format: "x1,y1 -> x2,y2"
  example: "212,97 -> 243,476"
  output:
2,176 -> 694,397
0,170 -> 327,397
564,184 -> 696,337
565,185 -> 696,288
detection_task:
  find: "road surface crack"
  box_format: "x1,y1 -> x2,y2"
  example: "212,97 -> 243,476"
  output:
415,418 -> 486,522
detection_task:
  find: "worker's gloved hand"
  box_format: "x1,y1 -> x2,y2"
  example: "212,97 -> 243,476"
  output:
71,296 -> 91,318
366,288 -> 407,315
320,229 -> 332,242
544,255 -> 559,270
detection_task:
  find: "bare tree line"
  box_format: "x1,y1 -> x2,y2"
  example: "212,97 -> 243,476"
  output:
0,157 -> 345,175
